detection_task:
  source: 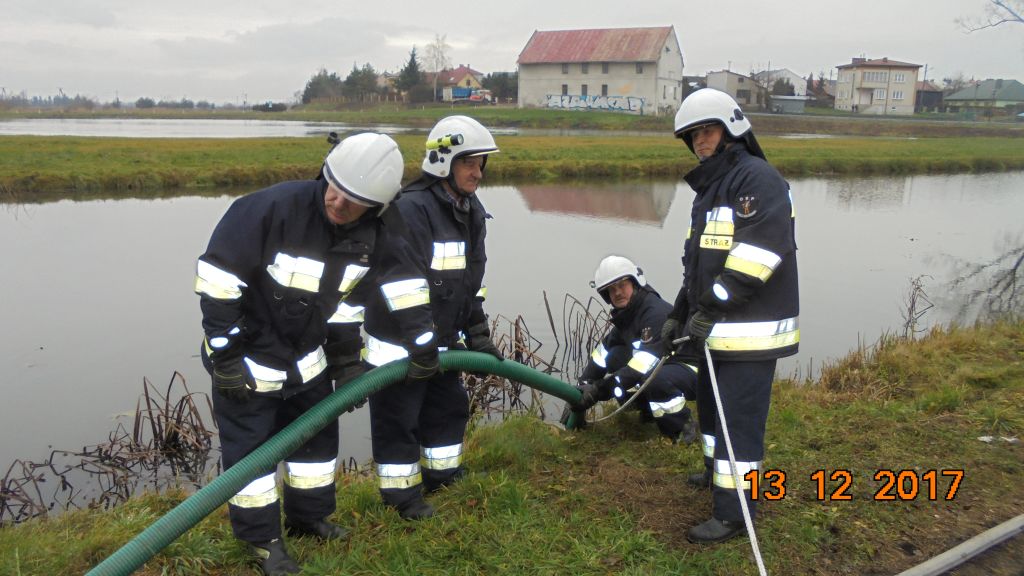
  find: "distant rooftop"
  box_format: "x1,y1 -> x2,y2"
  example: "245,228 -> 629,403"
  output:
518,26 -> 674,64
836,57 -> 921,69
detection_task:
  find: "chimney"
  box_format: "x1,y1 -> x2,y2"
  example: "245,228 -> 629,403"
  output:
882,57 -> 888,62
852,57 -> 866,64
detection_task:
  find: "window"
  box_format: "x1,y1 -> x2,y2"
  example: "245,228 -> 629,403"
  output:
561,63 -> 569,74
892,90 -> 904,100
663,85 -> 667,99
581,63 -> 589,74
873,88 -> 887,100
736,89 -> 751,101
602,62 -> 609,74
601,84 -> 608,96
737,76 -> 745,83
581,84 -> 588,97
465,79 -> 471,87
636,63 -> 644,74
864,71 -> 889,83
894,72 -> 905,83
561,84 -> 568,96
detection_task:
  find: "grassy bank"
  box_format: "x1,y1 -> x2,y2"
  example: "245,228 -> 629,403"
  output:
3,134 -> 1024,201
1,320 -> 1021,575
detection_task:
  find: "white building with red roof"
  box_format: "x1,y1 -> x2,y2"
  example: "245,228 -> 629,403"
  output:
516,26 -> 684,115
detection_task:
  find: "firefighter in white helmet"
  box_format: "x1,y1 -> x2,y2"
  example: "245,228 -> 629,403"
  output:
565,255 -> 698,443
664,88 -> 800,544
195,132 -> 421,575
361,115 -> 503,521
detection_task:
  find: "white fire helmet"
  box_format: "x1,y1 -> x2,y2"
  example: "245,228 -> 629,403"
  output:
590,255 -> 646,303
421,115 -> 499,178
673,88 -> 765,160
322,132 -> 404,208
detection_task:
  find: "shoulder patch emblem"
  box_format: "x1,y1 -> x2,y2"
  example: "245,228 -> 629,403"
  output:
641,326 -> 654,343
736,194 -> 759,219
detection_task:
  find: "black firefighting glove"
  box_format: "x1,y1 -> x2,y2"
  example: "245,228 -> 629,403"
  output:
328,352 -> 368,412
683,310 -> 717,342
212,353 -> 255,403
573,381 -> 602,411
465,321 -> 503,361
406,348 -> 441,385
660,318 -> 685,356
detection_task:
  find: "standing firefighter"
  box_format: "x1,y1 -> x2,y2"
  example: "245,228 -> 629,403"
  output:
568,255 -> 698,443
662,89 -> 800,544
363,115 -> 503,520
195,133 -> 413,575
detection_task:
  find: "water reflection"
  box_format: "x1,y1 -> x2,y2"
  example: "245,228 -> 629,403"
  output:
517,180 -> 678,224
2,172 -> 1023,483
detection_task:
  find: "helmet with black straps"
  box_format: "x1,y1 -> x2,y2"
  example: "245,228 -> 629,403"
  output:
590,255 -> 646,304
421,115 -> 499,178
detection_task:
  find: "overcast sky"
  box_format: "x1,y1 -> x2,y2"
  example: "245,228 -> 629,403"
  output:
1,0 -> 1021,104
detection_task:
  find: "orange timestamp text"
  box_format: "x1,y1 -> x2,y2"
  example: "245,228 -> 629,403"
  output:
737,469 -> 964,501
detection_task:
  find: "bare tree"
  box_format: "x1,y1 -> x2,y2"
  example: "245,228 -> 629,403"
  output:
424,34 -> 451,102
958,0 -> 1024,32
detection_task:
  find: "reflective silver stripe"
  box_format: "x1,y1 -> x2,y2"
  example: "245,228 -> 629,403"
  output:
431,241 -> 467,270
285,459 -> 337,489
476,286 -> 488,299
684,362 -> 698,374
705,207 -> 735,235
365,335 -> 409,366
415,331 -> 435,346
649,394 -> 687,418
229,473 -> 278,508
338,264 -> 370,295
421,444 -> 463,471
707,317 -> 800,352
702,434 -> 716,459
377,462 -> 422,490
724,242 -> 782,283
297,346 -> 327,383
627,350 -> 658,375
328,302 -> 365,324
243,358 -> 286,392
381,278 -> 430,311
266,253 -> 324,293
713,459 -> 760,490
591,343 -> 609,368
195,260 -> 247,300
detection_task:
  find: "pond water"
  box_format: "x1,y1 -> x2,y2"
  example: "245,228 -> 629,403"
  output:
2,172 -> 1022,477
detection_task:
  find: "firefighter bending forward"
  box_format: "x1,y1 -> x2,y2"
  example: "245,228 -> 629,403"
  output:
195,133 -> 412,576
362,116 -> 504,520
568,255 -> 698,444
663,89 -> 800,544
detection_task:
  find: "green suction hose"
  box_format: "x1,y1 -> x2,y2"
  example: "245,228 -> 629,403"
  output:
86,351 -> 582,576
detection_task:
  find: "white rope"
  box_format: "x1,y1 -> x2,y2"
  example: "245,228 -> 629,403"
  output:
588,355 -> 669,423
704,342 -> 768,576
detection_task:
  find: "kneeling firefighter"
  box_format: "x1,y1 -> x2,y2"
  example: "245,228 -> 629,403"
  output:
567,255 -> 698,443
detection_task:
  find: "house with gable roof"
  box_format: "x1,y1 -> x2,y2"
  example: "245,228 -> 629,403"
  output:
945,79 -> 1024,117
516,26 -> 684,115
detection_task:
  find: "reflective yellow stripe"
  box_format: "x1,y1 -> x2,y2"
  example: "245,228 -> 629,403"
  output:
591,343 -> 609,368
229,473 -> 278,508
627,350 -> 659,375
195,260 -> 247,300
285,459 -> 336,489
328,302 -> 365,324
430,241 -> 467,270
243,358 -> 286,392
421,444 -> 463,471
724,243 -> 782,283
702,434 -> 716,459
377,463 -> 422,490
713,459 -> 760,490
476,286 -> 488,299
649,394 -> 686,418
266,253 -> 324,293
338,264 -> 370,295
703,220 -> 735,236
707,317 -> 800,352
381,279 -> 430,312
297,346 -> 327,383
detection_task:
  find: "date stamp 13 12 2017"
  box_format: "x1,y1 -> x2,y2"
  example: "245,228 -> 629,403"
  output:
735,469 -> 964,501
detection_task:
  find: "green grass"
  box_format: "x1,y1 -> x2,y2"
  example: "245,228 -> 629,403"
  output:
3,134 -> 1024,202
2,320 -> 1021,575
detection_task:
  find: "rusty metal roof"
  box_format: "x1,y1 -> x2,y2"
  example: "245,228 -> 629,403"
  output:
518,26 -> 673,64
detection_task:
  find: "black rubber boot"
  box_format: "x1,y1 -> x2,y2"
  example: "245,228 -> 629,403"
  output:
251,538 -> 301,576
395,497 -> 435,520
687,518 -> 745,544
687,469 -> 712,489
425,466 -> 468,493
675,415 -> 698,445
285,517 -> 350,541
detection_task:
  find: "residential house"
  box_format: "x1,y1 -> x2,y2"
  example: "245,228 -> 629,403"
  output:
915,80 -> 943,113
706,70 -> 766,109
753,68 -> 807,96
944,79 -> 1024,117
516,26 -> 684,115
834,57 -> 920,115
425,64 -> 484,101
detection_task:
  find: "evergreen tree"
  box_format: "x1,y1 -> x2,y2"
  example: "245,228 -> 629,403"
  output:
301,68 -> 345,104
396,47 -> 423,95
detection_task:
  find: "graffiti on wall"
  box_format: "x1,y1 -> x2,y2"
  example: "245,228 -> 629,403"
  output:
546,94 -> 645,113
